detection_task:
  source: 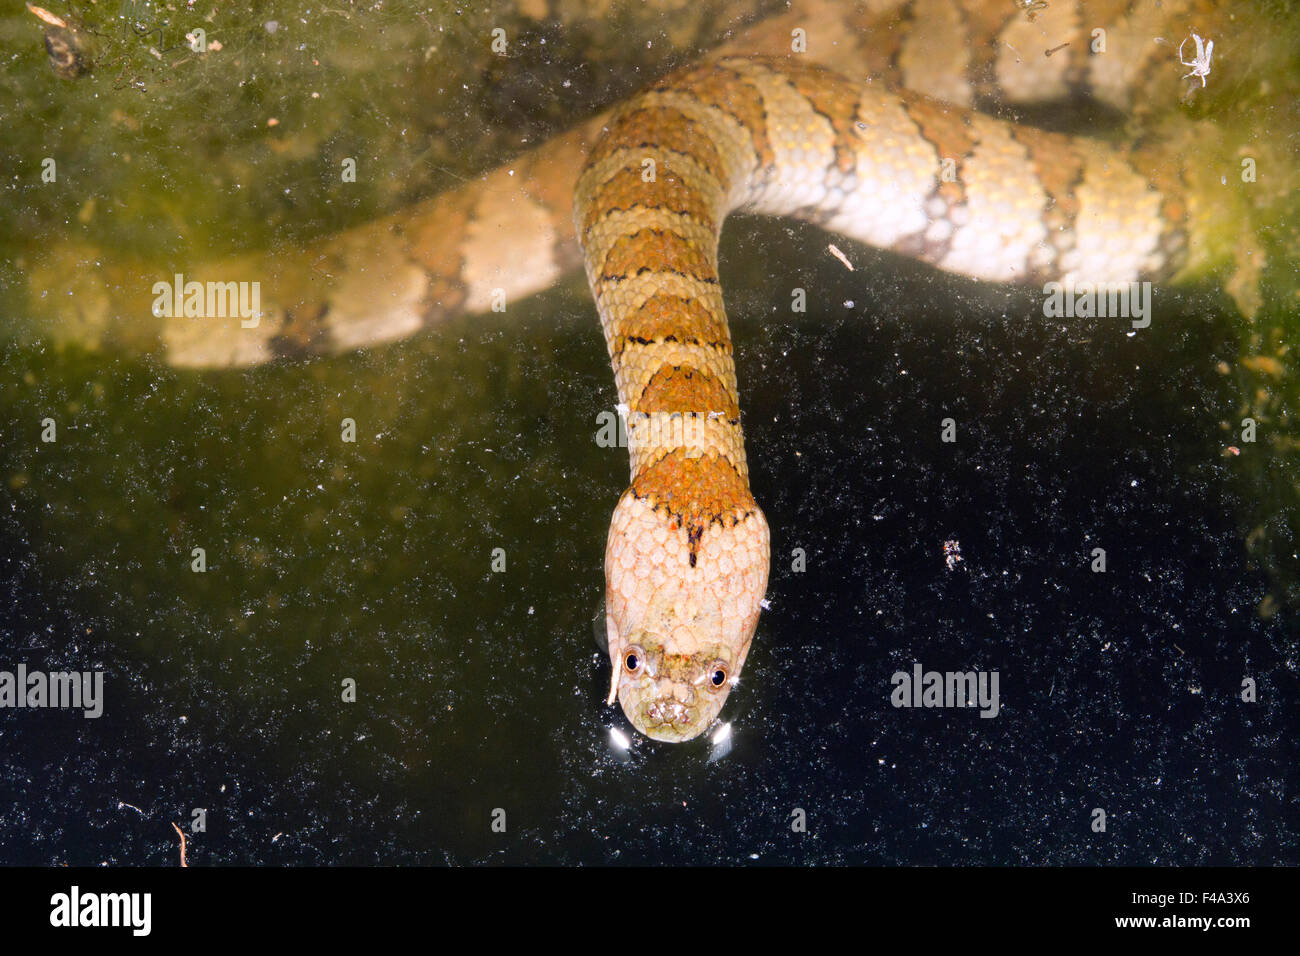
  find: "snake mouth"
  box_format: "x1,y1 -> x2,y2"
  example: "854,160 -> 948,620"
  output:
645,698 -> 691,724
632,692 -> 714,742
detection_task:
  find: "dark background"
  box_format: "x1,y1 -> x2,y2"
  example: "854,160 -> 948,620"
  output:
3,224 -> 1296,865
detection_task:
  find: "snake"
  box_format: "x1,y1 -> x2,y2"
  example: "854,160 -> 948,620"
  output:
22,0 -> 1272,741
575,51 -> 1200,741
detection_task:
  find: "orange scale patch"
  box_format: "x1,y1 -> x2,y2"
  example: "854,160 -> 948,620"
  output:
632,450 -> 755,565
599,228 -> 716,283
1008,125 -> 1085,224
406,189 -> 476,294
965,2 -> 1022,98
611,294 -> 731,356
779,62 -> 867,173
665,62 -> 773,168
841,7 -> 909,83
636,364 -> 739,419
586,106 -> 725,176
901,95 -> 975,188
581,167 -> 716,238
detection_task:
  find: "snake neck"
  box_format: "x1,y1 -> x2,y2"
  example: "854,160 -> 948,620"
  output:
576,68 -> 773,741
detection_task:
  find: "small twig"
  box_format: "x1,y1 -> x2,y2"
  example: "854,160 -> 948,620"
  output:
171,822 -> 189,867
1045,42 -> 1070,57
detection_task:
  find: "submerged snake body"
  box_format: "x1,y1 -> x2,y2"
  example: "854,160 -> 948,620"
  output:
576,56 -> 1190,740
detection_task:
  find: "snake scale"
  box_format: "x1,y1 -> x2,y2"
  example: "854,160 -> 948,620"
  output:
25,0 -> 1265,741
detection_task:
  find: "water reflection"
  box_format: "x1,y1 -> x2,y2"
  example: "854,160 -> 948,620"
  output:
706,721 -> 734,764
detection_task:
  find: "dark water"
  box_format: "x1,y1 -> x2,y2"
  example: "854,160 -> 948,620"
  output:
2,230 -> 1296,864
1,2 -> 1298,865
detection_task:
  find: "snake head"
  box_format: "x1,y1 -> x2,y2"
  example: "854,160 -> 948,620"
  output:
604,486 -> 769,743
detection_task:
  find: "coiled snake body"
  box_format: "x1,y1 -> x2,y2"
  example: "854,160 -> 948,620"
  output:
26,0 -> 1259,742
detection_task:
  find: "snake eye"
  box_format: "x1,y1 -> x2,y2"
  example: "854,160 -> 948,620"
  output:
709,663 -> 729,688
623,646 -> 645,674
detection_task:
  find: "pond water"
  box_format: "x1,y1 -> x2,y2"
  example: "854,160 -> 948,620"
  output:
1,1 -> 1297,865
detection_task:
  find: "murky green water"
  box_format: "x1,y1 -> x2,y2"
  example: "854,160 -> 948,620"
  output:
1,2 -> 1297,864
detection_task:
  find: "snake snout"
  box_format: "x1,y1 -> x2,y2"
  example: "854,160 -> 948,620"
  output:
636,690 -> 710,742
626,665 -> 728,742
645,697 -> 693,727
641,674 -> 702,733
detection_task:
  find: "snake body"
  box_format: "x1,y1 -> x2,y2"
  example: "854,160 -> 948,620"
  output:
574,54 -> 1194,740
21,1 -> 1266,742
